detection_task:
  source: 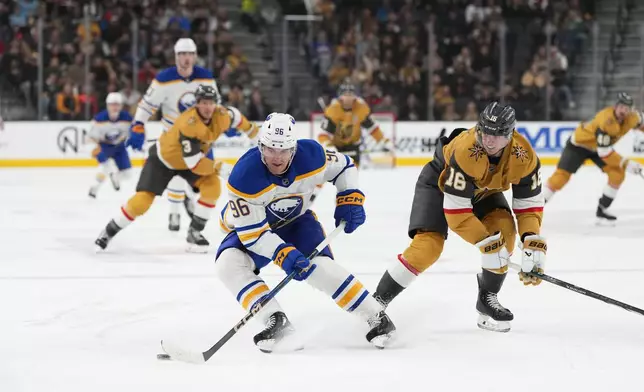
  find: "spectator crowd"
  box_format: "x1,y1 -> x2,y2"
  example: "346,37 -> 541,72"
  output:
0,0 -> 267,121
1,0 -> 597,122
309,0 -> 595,121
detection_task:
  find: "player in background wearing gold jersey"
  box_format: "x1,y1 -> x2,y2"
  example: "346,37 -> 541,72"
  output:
544,93 -> 644,223
373,102 -> 546,333
95,85 -> 231,253
310,80 -> 393,202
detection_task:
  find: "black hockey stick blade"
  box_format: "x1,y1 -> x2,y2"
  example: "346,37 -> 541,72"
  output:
160,221 -> 347,364
527,270 -> 644,317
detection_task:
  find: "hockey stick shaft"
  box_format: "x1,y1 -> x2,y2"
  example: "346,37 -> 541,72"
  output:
509,262 -> 644,317
162,221 -> 346,363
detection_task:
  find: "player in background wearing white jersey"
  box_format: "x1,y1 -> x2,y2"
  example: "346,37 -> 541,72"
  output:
88,93 -> 133,198
215,113 -> 396,352
126,38 -> 220,231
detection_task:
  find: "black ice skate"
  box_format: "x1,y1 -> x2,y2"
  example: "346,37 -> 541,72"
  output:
168,213 -> 181,231
596,206 -> 617,226
95,220 -> 122,251
253,311 -> 295,353
476,275 -> 513,333
186,227 -> 209,253
366,311 -> 396,349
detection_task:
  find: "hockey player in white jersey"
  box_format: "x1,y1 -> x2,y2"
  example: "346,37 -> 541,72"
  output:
215,113 -> 396,352
126,37 -> 220,231
88,92 -> 132,198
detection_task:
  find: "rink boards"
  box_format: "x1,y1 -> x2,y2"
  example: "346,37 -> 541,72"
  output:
2,120 -> 644,167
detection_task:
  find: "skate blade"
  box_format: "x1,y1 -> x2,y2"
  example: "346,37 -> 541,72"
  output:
185,243 -> 209,253
369,331 -> 395,349
595,218 -> 616,227
477,314 -> 511,333
256,330 -> 304,354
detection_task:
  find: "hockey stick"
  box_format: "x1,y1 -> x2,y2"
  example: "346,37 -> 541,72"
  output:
160,221 -> 347,364
509,262 -> 644,317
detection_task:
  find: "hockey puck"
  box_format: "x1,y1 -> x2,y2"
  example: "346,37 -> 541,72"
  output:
157,353 -> 171,360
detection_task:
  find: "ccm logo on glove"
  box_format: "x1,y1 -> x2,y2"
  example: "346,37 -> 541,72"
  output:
274,245 -> 296,268
336,192 -> 365,205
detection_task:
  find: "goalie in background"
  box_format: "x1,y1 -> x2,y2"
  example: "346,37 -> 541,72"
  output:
544,92 -> 644,224
311,80 -> 393,202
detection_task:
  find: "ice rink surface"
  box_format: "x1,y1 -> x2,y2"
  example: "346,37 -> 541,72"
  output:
2,165 -> 644,392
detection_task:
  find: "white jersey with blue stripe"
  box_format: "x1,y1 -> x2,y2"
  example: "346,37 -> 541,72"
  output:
221,139 -> 358,260
89,110 -> 132,144
134,66 -> 219,131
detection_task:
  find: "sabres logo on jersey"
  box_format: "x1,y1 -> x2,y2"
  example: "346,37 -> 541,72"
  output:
267,195 -> 304,225
104,129 -> 123,143
178,91 -> 197,113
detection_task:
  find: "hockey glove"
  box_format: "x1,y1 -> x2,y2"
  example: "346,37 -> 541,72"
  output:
519,234 -> 547,286
273,243 -> 316,281
126,121 -> 146,151
224,127 -> 242,137
334,189 -> 366,233
475,232 -> 510,273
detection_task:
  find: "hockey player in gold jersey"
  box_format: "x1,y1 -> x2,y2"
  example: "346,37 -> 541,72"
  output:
318,80 -> 391,166
94,85 -> 231,253
310,80 -> 392,202
544,93 -> 644,223
373,102 -> 546,333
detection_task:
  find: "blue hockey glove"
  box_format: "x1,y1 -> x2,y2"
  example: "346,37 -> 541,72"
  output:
126,121 -> 146,151
224,127 -> 242,137
334,189 -> 366,233
273,243 -> 316,281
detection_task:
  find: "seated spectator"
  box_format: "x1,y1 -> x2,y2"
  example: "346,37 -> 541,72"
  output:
442,102 -> 461,121
56,83 -> 80,120
120,80 -> 141,114
248,89 -> 272,121
463,101 -> 479,121
399,93 -> 423,121
327,58 -> 350,87
521,62 -> 548,89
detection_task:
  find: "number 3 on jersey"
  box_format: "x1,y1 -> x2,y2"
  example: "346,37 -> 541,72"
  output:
182,140 -> 192,153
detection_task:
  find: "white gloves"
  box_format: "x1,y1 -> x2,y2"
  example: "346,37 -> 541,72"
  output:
475,232 -> 510,272
519,234 -> 547,286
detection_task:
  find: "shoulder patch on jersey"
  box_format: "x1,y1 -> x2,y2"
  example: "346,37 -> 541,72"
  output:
227,148 -> 275,199
450,130 -> 487,180
292,139 -> 327,180
155,67 -> 181,83
511,144 -> 529,162
509,131 -> 538,173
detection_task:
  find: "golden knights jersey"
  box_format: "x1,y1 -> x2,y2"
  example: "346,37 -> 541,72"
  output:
135,66 -> 219,131
572,106 -> 643,155
439,128 -> 544,245
157,106 -> 231,175
319,97 -> 383,148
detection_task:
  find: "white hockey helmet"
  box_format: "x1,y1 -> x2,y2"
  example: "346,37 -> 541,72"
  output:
105,92 -> 123,105
174,38 -> 197,54
258,113 -> 297,172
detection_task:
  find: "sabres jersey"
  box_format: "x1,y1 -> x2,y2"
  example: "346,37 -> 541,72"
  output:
220,139 -> 357,260
157,106 -> 231,175
135,66 -> 219,131
319,97 -> 383,148
437,128 -> 543,245
572,106 -> 643,157
89,110 -> 132,144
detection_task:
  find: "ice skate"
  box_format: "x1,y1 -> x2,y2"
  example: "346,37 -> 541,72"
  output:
596,206 -> 617,226
253,311 -> 296,353
186,227 -> 209,253
168,213 -> 180,231
94,220 -> 121,251
366,311 -> 396,348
